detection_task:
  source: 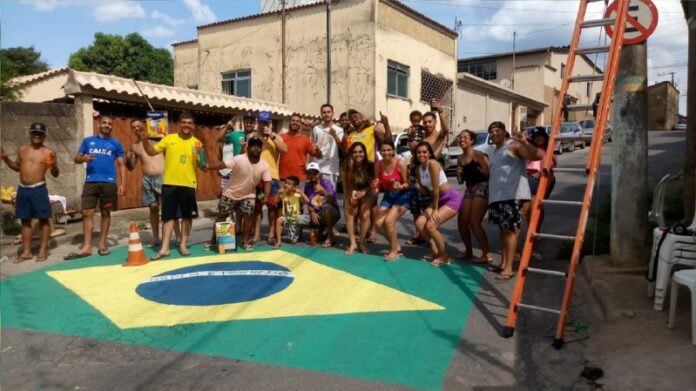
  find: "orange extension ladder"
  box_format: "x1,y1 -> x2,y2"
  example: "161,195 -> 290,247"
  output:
501,0 -> 630,349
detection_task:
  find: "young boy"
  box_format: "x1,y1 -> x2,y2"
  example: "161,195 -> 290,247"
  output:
302,162 -> 340,248
0,123 -> 60,262
274,176 -> 309,249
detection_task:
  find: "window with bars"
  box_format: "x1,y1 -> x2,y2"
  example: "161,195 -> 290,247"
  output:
387,61 -> 409,98
221,70 -> 251,97
457,61 -> 497,80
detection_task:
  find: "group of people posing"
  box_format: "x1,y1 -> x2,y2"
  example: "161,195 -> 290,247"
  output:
2,100 -> 555,280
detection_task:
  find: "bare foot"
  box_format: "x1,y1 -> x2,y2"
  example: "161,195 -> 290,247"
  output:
431,257 -> 452,267
13,254 -> 33,263
457,251 -> 473,260
384,252 -> 403,262
36,253 -> 48,262
273,241 -> 281,250
345,244 -> 357,256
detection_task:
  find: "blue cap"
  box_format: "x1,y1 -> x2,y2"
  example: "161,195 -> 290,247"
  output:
257,111 -> 272,123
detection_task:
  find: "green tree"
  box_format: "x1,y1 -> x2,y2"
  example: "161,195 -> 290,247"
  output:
0,46 -> 49,101
69,33 -> 173,85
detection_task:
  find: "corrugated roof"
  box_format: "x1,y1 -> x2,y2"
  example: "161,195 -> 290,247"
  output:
10,67 -> 69,86
62,70 -> 293,116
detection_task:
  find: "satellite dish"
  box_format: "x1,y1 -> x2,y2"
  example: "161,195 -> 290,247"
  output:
500,79 -> 512,89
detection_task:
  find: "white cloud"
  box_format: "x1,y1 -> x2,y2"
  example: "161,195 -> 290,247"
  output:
20,0 -> 86,12
142,25 -> 176,39
93,1 -> 145,22
152,10 -> 186,27
182,0 -> 216,24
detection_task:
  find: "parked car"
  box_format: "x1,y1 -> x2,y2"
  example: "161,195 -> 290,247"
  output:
674,118 -> 687,130
558,121 -> 585,152
579,119 -> 612,145
447,130 -> 491,171
529,125 -> 565,154
391,131 -> 452,172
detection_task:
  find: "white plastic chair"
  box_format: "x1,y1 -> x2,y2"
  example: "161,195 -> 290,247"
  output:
668,269 -> 696,345
649,230 -> 696,311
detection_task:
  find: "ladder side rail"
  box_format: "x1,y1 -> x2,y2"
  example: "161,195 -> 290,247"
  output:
503,0 -> 591,336
554,0 -> 630,347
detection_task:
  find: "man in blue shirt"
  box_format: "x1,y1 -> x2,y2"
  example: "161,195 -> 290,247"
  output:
65,115 -> 126,260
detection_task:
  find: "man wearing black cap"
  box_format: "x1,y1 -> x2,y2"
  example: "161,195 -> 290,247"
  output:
1,123 -> 60,262
208,135 -> 271,250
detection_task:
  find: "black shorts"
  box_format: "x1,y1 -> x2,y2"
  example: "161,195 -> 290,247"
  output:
82,182 -> 118,211
161,185 -> 198,221
488,200 -> 527,231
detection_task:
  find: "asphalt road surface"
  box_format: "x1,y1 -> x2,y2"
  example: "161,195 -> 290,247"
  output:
0,131 -> 685,390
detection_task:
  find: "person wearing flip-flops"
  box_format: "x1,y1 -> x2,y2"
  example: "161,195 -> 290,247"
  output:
1,123 -> 60,263
486,121 -> 540,280
135,111 -> 206,260
207,135 -> 271,251
302,162 -> 340,248
455,129 -> 492,265
413,142 -> 461,267
65,116 -> 125,260
372,141 -> 410,262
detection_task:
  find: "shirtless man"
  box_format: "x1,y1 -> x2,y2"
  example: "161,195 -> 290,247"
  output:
408,99 -> 449,159
0,123 -> 60,262
125,119 -> 179,246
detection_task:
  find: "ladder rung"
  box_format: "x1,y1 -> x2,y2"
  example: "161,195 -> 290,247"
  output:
576,45 -> 610,55
581,18 -> 616,28
542,199 -> 583,207
566,103 -> 594,111
569,74 -> 605,83
526,267 -> 567,277
517,302 -> 561,315
553,167 -> 587,173
534,233 -> 576,241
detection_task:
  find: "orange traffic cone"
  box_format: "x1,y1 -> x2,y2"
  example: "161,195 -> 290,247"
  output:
123,223 -> 148,267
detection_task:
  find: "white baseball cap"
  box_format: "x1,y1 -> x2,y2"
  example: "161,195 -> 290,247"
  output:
306,162 -> 320,172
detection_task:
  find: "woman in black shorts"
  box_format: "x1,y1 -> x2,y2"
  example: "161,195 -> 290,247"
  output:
456,129 -> 492,263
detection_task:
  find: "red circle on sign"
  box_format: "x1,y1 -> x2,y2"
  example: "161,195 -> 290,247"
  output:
604,0 -> 659,45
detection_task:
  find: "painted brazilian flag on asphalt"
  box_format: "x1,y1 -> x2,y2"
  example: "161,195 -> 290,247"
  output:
1,246 -> 484,390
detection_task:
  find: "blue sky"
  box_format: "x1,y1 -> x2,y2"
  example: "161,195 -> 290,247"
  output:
2,0 -> 689,113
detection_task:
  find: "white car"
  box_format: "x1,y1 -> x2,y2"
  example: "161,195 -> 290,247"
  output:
391,131 -> 451,171
448,130 -> 492,170
674,118 -> 687,130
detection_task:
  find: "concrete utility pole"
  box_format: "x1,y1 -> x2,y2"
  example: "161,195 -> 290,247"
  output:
610,43 -> 649,267
281,0 -> 288,104
682,0 -> 695,223
326,0 -> 332,104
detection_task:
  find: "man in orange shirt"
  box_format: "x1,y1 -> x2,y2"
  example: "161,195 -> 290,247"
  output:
279,113 -> 320,182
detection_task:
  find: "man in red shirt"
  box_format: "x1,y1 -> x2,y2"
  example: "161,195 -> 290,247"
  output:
279,113 -> 320,181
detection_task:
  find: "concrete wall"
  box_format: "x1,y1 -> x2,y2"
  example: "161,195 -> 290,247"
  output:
173,42 -> 199,89
455,84 -> 512,131
175,0 -> 376,117
648,82 -> 680,130
461,50 -> 603,125
375,2 -> 456,130
0,102 -> 79,208
18,74 -> 69,103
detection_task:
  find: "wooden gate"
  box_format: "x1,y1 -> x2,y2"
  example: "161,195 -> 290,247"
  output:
91,117 -> 221,209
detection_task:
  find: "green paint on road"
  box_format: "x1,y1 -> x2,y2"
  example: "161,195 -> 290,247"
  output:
1,245 -> 484,390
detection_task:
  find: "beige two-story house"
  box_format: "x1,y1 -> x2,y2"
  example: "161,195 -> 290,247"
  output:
458,46 -> 604,126
173,0 -> 458,131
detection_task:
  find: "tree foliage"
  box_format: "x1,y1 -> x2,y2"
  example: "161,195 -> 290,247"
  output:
69,33 -> 173,85
1,46 -> 49,101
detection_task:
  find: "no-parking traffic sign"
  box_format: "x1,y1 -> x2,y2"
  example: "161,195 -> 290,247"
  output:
604,0 -> 659,45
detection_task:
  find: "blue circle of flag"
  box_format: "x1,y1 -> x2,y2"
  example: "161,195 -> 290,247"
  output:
135,261 -> 294,306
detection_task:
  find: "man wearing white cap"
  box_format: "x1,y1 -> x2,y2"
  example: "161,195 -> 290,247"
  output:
301,161 -> 340,247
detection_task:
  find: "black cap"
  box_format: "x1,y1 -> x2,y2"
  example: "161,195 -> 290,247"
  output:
247,135 -> 264,146
242,111 -> 256,120
29,123 -> 47,134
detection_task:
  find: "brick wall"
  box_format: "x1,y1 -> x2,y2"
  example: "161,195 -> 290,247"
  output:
0,102 -> 80,208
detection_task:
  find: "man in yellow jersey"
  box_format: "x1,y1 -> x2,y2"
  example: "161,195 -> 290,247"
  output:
137,111 -> 206,259
344,109 -> 391,163
251,110 -> 288,244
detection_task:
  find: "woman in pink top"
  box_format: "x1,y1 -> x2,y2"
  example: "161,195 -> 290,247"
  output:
525,128 -> 556,260
372,142 -> 410,262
